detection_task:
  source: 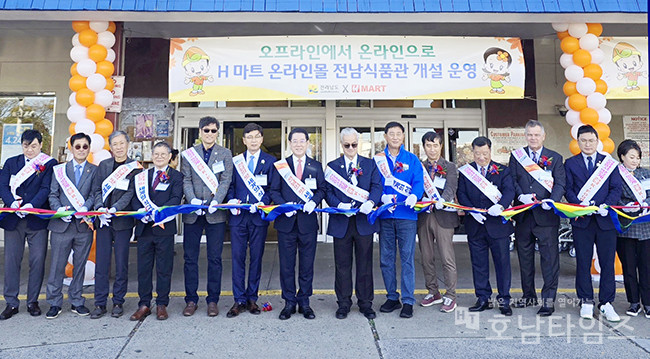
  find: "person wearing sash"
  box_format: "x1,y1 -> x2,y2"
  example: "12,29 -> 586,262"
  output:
224,123 -> 275,318
508,120 -> 565,316
45,133 -> 97,319
181,116 -> 233,317
457,136 -> 515,316
615,140 -> 650,318
565,124 -> 622,321
269,128 -> 325,320
375,122 -> 424,319
0,129 -> 57,320
325,128 -> 382,320
91,130 -> 141,319
129,142 -> 183,321
416,131 -> 459,313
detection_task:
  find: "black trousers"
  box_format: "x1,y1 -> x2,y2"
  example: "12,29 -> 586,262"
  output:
277,224 -> 317,307
573,219 -> 617,305
515,213 -> 560,306
137,235 -> 174,307
617,237 -> 650,306
333,219 -> 374,310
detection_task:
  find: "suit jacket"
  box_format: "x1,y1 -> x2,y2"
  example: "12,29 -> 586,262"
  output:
92,157 -> 139,231
131,167 -> 184,236
565,153 -> 622,230
182,143 -> 233,224
226,150 -> 276,227
269,155 -> 325,234
508,146 -> 566,227
48,161 -> 97,233
617,167 -> 650,240
325,155 -> 382,237
419,157 -> 459,229
457,161 -> 515,239
0,154 -> 57,231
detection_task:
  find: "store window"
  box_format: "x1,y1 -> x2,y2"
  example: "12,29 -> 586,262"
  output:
0,95 -> 56,164
449,128 -> 480,166
411,127 -> 444,161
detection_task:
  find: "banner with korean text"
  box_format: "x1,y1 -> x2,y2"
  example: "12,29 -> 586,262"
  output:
168,36 -> 526,101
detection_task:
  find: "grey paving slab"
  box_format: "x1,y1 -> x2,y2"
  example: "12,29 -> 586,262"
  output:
0,338 -> 127,359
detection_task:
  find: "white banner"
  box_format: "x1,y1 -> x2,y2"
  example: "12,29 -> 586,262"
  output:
107,76 -> 125,113
623,115 -> 649,168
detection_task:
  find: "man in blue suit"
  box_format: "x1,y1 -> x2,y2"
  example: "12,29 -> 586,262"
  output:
325,128 -> 382,320
225,123 -> 276,318
457,136 -> 515,316
269,128 -> 325,320
0,129 -> 57,320
565,124 -> 622,322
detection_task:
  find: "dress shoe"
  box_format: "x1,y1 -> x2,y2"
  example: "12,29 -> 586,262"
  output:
279,305 -> 296,320
360,307 -> 376,320
335,307 -> 349,319
513,298 -> 538,308
247,300 -> 261,315
299,306 -> 315,319
27,302 -> 42,316
46,306 -> 62,319
379,299 -> 402,313
71,305 -> 90,316
469,300 -> 493,312
130,306 -> 151,321
227,302 -> 246,318
0,305 -> 18,320
90,306 -> 107,319
499,305 -> 513,316
626,303 -> 642,316
111,304 -> 124,318
207,302 -> 219,317
400,304 -> 413,318
156,305 -> 168,320
537,306 -> 555,317
183,302 -> 198,316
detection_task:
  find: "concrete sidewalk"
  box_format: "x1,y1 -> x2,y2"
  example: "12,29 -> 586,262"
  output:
0,242 -> 649,358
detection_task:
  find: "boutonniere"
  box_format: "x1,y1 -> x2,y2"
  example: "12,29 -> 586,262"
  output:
158,170 -> 170,184
434,164 -> 446,176
538,156 -> 553,169
351,164 -> 363,176
34,163 -> 46,175
596,160 -> 602,167
488,164 -> 501,175
394,161 -> 405,173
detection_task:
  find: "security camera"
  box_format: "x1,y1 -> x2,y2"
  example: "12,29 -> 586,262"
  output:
555,105 -> 568,117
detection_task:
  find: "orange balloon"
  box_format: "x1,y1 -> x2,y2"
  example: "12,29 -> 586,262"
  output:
86,104 -> 106,122
72,21 -> 90,33
69,75 -> 87,92
78,29 -> 98,47
105,78 -> 115,91
70,63 -> 78,77
95,119 -> 114,137
103,138 -> 111,150
87,152 -> 94,164
593,123 -> 611,139
560,36 -> 580,54
76,88 -> 95,107
65,263 -> 73,278
602,137 -> 615,154
88,44 -> 108,62
563,81 -> 577,96
595,79 -> 608,94
580,108 -> 599,125
568,94 -> 587,112
586,23 -> 603,36
96,61 -> 115,77
569,139 -> 580,155
557,31 -> 569,40
583,63 -> 603,80
69,123 -> 76,136
107,21 -> 116,33
572,49 -> 592,67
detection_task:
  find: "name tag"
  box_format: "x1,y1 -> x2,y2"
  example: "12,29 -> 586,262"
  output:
155,183 -> 169,191
116,179 -> 129,191
255,174 -> 268,186
433,176 -> 446,189
305,177 -> 317,189
385,178 -> 394,187
212,161 -> 225,174
642,178 -> 650,191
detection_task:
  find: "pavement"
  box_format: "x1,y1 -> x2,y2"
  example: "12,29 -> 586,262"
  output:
0,241 -> 649,358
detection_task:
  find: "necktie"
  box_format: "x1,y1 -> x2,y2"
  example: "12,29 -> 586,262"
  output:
296,158 -> 303,179
481,166 -> 486,177
248,155 -> 255,173
152,170 -> 162,190
531,151 -> 538,164
347,162 -> 353,181
74,164 -> 82,185
587,156 -> 594,174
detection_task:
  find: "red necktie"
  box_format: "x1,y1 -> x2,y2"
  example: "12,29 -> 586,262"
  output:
481,167 -> 486,177
152,170 -> 162,190
296,158 -> 303,179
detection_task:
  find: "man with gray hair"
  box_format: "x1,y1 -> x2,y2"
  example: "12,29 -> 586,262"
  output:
508,119 -> 566,316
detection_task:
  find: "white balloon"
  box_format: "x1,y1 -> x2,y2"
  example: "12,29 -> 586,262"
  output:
552,23 -> 569,32
568,23 -> 588,38
565,65 -> 585,83
560,53 -> 575,69
571,123 -> 582,140
70,45 -> 89,63
565,97 -> 571,110
66,105 -> 86,123
89,21 -> 109,33
96,31 -> 116,48
105,49 -> 116,63
565,110 -> 581,126
92,149 -> 112,165
579,34 -> 599,51
587,92 -> 607,110
84,261 -> 95,281
72,33 -> 81,47
590,48 -> 605,64
76,59 -> 97,77
94,89 -> 113,107
74,119 -> 96,135
597,108 -> 612,124
68,92 -> 78,107
576,77 -> 596,96
597,140 -> 604,152
90,134 -> 105,153
86,74 -> 108,93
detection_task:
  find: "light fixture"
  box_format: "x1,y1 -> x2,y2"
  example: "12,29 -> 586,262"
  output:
555,105 -> 568,117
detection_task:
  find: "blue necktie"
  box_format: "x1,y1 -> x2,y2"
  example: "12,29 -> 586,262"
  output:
587,156 -> 594,174
74,164 -> 82,186
531,151 -> 538,164
248,155 -> 255,173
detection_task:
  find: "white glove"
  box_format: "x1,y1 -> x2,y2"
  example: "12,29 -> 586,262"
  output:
303,200 -> 317,214
10,200 -> 21,209
435,199 -> 445,210
622,201 -> 639,213
227,199 -> 240,215
190,198 -> 205,215
470,212 -> 486,224
487,204 -> 503,217
337,202 -> 352,210
57,206 -> 72,222
250,202 -> 262,214
580,200 -> 591,207
359,200 -> 374,215
518,194 -> 536,205
405,194 -> 418,208
108,207 -> 117,214
16,203 -> 33,218
285,210 -> 296,217
99,213 -> 112,227
381,194 -> 396,205
75,206 -> 88,219
541,200 -> 553,211
597,204 -> 609,217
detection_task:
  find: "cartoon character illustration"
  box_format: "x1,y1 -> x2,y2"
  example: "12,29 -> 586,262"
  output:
482,47 -> 512,94
182,46 -> 214,96
613,42 -> 647,92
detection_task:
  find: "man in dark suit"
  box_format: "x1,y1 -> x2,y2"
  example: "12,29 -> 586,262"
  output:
508,120 -> 566,316
225,123 -> 276,318
325,128 -> 382,320
129,142 -> 183,321
457,136 -> 515,316
45,133 -> 97,319
269,128 -> 325,320
565,124 -> 622,322
0,129 -> 57,320
91,130 -> 141,319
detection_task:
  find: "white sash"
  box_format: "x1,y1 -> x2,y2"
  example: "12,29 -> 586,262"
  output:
101,161 -> 141,202
459,164 -> 502,204
512,147 -> 554,193
53,163 -> 86,211
324,166 -> 369,203
618,164 -> 647,204
135,170 -> 174,225
577,156 -> 618,202
373,154 -> 412,196
182,147 -> 219,194
233,153 -> 265,202
421,164 -> 442,201
273,159 -> 313,203
10,153 -> 53,199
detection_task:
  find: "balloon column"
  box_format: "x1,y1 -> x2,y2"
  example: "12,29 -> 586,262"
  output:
553,22 -> 614,155
67,21 -> 117,164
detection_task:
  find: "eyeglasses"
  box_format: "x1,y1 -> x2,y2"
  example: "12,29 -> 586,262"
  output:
343,143 -> 358,149
245,135 -> 262,140
291,139 -> 307,144
203,129 -> 218,134
74,144 -> 89,150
